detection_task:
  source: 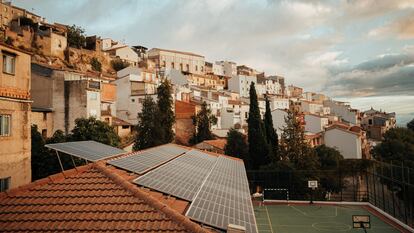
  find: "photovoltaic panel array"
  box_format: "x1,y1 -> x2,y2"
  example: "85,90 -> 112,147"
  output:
186,156 -> 257,233
133,149 -> 217,201
45,141 -> 126,162
108,144 -> 188,174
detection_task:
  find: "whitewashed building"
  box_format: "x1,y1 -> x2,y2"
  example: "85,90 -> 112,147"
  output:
323,100 -> 360,125
114,67 -> 159,124
227,75 -> 257,98
324,125 -> 364,159
271,109 -> 288,138
304,114 -> 329,133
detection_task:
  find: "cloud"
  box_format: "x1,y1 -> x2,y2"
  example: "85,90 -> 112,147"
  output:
369,12 -> 414,39
324,52 -> 414,97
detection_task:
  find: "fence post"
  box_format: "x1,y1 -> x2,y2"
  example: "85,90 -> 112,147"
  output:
390,161 -> 396,217
401,162 -> 408,225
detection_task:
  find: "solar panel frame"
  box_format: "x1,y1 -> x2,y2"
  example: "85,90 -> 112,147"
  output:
45,141 -> 126,162
133,149 -> 217,201
186,156 -> 258,233
108,144 -> 189,174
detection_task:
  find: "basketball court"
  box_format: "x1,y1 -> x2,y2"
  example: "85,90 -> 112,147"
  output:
254,203 -> 406,233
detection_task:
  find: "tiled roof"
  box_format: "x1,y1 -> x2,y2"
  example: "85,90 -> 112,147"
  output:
202,139 -> 227,150
0,162 -> 209,233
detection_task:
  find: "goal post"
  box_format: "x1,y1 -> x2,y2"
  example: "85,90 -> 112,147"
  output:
263,188 -> 289,201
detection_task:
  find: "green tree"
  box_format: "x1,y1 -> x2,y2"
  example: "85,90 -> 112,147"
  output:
247,82 -> 269,169
407,118 -> 414,131
225,128 -> 248,161
189,101 -> 217,144
315,145 -> 343,170
157,79 -> 175,143
67,24 -> 86,48
70,117 -> 120,147
264,95 -> 279,161
111,58 -> 130,71
134,96 -> 163,150
315,145 -> 344,193
373,127 -> 414,168
31,125 -> 48,180
279,110 -> 319,170
90,57 -> 102,72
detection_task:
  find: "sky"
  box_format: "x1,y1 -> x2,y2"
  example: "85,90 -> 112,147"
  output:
14,0 -> 414,125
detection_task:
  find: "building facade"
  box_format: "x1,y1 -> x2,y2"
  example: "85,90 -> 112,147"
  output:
0,43 -> 31,191
147,48 -> 205,75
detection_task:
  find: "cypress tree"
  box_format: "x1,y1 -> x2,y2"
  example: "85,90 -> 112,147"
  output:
189,101 -> 217,144
134,96 -> 162,150
264,95 -> 279,161
157,79 -> 175,143
247,82 -> 269,169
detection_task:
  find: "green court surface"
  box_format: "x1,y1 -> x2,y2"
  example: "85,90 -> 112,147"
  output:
254,204 -> 400,233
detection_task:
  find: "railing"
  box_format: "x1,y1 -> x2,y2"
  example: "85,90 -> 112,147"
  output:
247,161 -> 414,227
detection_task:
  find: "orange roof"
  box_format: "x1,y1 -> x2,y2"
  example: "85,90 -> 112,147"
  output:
112,117 -> 132,126
202,139 -> 227,150
0,162 -> 209,233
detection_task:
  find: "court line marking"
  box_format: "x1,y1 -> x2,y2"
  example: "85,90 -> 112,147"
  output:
290,205 -> 338,218
264,205 -> 275,233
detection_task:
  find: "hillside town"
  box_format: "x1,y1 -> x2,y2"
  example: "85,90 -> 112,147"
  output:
0,2 -> 413,233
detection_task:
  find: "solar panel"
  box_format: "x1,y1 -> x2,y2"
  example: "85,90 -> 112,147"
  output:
108,144 -> 189,174
45,141 -> 126,162
186,156 -> 257,233
134,149 -> 217,201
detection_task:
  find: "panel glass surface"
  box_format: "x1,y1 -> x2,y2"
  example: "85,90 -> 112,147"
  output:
186,156 -> 257,233
134,149 -> 217,201
45,141 -> 126,162
108,144 -> 188,174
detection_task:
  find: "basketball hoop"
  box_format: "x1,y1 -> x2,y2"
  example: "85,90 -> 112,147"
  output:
308,180 -> 318,204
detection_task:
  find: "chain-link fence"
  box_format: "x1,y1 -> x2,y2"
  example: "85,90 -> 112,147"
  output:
247,160 -> 414,227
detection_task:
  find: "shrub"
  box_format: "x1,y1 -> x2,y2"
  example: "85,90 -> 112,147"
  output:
90,57 -> 102,72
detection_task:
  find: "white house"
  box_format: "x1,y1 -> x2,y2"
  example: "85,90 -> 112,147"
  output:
304,114 -> 329,133
323,100 -> 360,125
323,125 -> 363,159
227,75 -> 257,98
102,39 -> 139,66
114,67 -> 158,124
271,109 -> 288,138
256,76 -> 282,96
270,96 -> 289,110
300,100 -> 325,114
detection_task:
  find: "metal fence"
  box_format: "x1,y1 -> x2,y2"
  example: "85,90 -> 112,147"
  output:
246,160 -> 414,228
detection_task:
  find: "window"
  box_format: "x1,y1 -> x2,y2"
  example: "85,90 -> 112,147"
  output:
0,177 -> 10,192
162,61 -> 166,67
186,64 -> 190,71
122,125 -> 129,129
195,65 -> 198,71
43,112 -> 47,121
90,92 -> 98,100
131,98 -> 135,102
245,112 -> 248,118
0,115 -> 11,136
180,63 -> 183,71
2,52 -> 16,75
171,62 -> 175,69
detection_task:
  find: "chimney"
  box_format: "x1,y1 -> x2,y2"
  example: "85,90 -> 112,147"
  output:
227,224 -> 246,233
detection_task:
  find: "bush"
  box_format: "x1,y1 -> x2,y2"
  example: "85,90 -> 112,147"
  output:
67,24 -> 86,48
90,57 -> 102,72
111,58 -> 130,71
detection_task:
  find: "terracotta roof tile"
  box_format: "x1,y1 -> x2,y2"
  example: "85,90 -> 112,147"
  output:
0,163 -> 210,233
